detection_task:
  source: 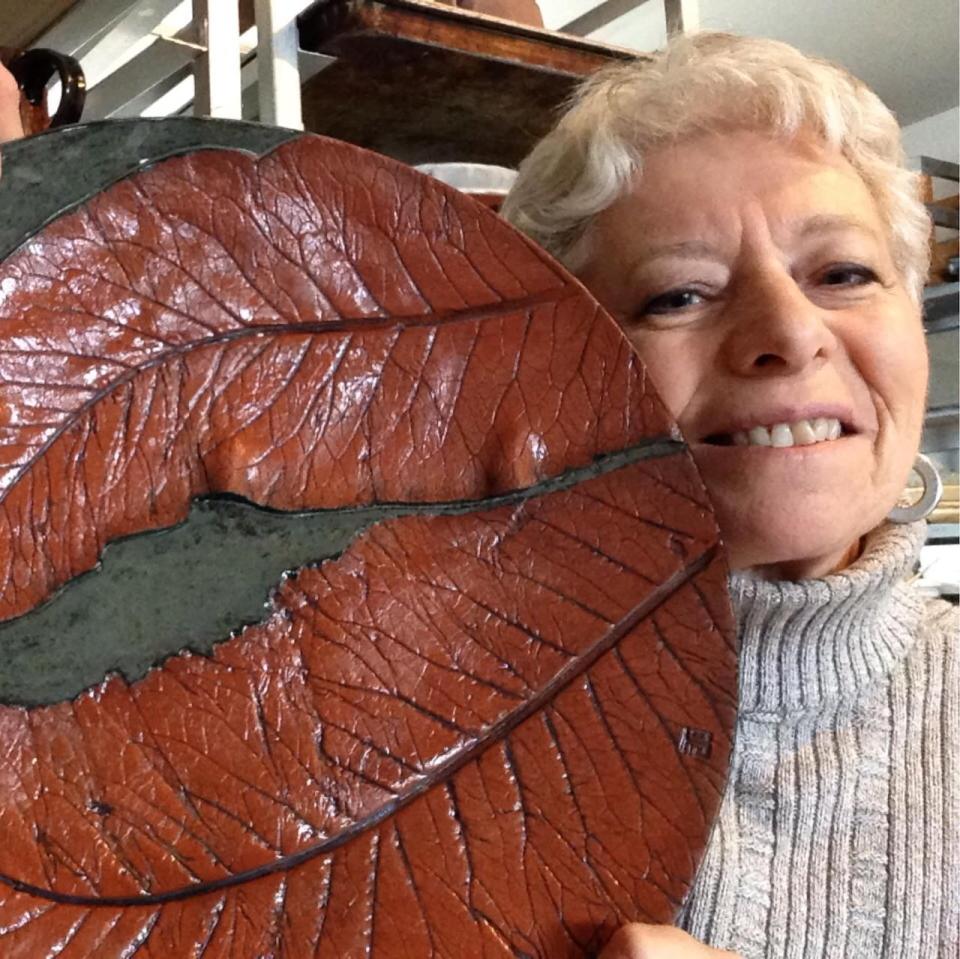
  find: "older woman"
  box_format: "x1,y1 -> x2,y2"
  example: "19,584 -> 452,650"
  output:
503,32 -> 957,959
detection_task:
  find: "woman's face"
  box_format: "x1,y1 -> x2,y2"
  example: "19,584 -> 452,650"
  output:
577,130 -> 928,580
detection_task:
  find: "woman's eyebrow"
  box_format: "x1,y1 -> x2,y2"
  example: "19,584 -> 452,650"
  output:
631,239 -> 726,263
794,213 -> 881,242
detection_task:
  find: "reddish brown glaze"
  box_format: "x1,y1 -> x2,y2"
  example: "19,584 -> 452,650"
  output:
18,97 -> 47,136
448,0 -> 544,27
0,135 -> 736,957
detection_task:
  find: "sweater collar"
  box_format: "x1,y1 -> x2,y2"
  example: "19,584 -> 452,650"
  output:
729,521 -> 927,714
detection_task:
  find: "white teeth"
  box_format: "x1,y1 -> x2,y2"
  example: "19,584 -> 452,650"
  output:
770,423 -> 794,447
728,417 -> 843,448
791,420 -> 818,445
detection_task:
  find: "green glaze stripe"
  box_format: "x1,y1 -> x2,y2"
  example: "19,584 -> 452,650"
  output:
0,438 -> 685,707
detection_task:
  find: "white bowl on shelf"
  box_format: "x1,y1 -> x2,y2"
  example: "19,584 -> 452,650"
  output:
415,162 -> 518,197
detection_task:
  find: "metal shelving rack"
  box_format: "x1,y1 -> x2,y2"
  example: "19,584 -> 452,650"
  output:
920,156 -> 959,559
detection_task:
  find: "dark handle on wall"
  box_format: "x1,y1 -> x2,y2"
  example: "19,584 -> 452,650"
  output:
9,48 -> 86,128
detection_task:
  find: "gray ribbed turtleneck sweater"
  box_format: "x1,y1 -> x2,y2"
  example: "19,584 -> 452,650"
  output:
678,521 -> 959,958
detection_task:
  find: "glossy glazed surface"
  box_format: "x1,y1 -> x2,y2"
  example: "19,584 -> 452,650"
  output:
0,131 -> 735,957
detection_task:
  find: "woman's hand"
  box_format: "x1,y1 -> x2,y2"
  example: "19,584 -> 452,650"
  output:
0,60 -> 25,144
599,923 -> 743,959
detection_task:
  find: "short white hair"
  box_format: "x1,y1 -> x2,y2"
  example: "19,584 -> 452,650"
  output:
501,32 -> 931,301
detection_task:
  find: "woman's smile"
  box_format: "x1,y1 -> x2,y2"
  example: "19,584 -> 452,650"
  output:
502,27 -> 937,583
688,403 -> 865,446
711,418 -> 844,447
576,130 -> 927,578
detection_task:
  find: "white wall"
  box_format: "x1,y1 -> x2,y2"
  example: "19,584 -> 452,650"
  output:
537,0 -> 958,127
901,108 -> 960,164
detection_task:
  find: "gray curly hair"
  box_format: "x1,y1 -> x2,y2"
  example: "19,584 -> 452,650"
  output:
500,32 -> 931,302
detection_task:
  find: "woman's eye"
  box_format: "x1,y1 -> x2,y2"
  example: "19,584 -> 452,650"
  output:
820,264 -> 879,287
641,288 -> 705,315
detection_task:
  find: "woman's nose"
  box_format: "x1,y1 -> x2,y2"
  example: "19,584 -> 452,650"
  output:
721,269 -> 837,377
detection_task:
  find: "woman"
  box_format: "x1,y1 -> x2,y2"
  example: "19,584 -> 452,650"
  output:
502,32 -> 957,959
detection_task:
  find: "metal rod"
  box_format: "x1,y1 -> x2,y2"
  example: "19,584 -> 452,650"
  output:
924,405 -> 960,423
559,0 -> 648,38
664,0 -> 700,36
33,0 -> 183,62
83,38 -> 195,119
927,204 -> 960,230
254,0 -> 304,130
910,156 -> 960,181
924,282 -> 960,332
192,0 -> 242,119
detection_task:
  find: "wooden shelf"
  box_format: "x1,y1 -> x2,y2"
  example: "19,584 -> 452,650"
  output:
297,0 -> 637,166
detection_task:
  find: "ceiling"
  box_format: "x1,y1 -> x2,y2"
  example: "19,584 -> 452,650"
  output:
543,0 -> 960,126
713,0 -> 958,125
4,0 -> 959,127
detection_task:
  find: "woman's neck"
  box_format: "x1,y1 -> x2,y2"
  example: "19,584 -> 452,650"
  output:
736,536 -> 866,582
